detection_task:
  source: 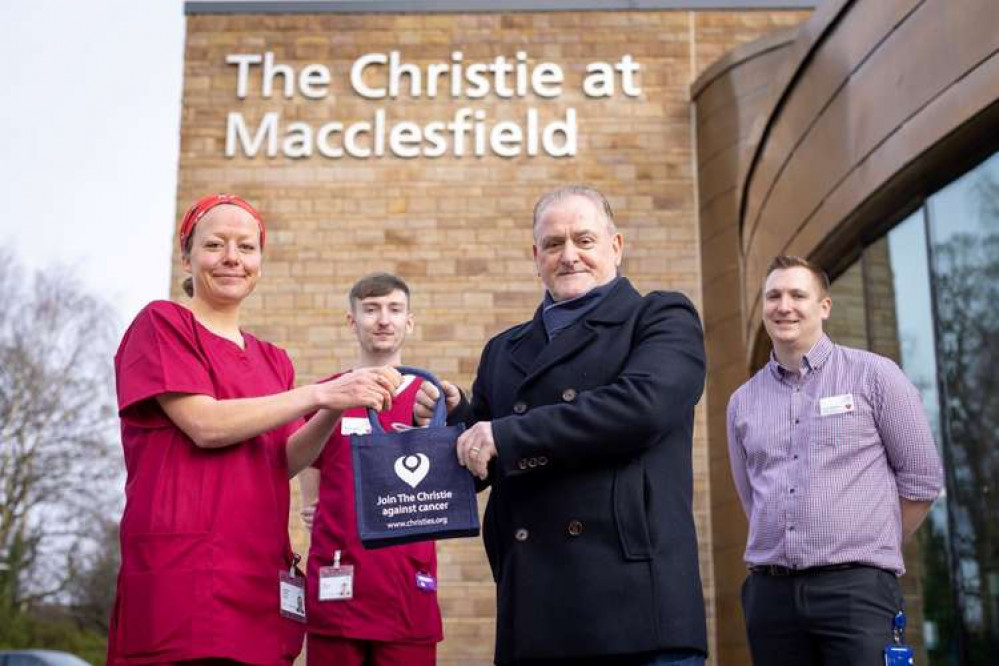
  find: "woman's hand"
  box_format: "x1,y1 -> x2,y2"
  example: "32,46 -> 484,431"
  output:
315,366 -> 403,412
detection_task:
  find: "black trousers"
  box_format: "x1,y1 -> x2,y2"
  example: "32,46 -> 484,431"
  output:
741,566 -> 903,666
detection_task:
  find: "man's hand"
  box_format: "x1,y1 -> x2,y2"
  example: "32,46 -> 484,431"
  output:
414,380 -> 461,425
901,497 -> 934,541
457,421 -> 496,480
301,500 -> 318,531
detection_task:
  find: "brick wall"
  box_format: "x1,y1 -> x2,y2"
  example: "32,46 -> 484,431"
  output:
174,9 -> 808,663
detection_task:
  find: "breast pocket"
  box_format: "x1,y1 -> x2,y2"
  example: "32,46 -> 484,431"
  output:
811,410 -> 866,449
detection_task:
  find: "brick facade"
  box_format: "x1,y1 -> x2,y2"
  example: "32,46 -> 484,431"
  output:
174,9 -> 809,664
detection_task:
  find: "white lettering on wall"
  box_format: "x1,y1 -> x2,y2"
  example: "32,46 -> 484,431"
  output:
226,111 -> 278,157
224,108 -> 576,159
222,51 -> 639,159
226,53 -> 263,99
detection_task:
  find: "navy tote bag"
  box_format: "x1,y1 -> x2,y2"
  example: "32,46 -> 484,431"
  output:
351,366 -> 480,549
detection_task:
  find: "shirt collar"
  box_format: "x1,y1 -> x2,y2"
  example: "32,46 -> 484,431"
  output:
541,277 -> 620,339
769,334 -> 834,378
542,276 -> 619,312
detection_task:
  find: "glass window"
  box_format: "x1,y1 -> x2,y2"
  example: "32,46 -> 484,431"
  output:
884,210 -> 958,666
827,150 -> 999,665
926,151 -> 999,664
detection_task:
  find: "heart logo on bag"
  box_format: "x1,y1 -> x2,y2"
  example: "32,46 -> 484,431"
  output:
394,453 -> 430,489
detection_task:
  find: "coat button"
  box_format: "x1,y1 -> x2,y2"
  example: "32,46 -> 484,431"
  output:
515,528 -> 529,542
513,401 -> 527,414
567,520 -> 584,537
527,457 -> 538,468
538,456 -> 549,466
517,459 -> 528,470
561,388 -> 577,402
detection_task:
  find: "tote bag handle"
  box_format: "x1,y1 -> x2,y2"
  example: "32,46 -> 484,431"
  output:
366,366 -> 447,432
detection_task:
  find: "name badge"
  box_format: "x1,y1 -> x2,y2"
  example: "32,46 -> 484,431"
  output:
415,571 -> 437,592
319,550 -> 354,601
279,571 -> 306,622
341,417 -> 371,436
819,393 -> 855,417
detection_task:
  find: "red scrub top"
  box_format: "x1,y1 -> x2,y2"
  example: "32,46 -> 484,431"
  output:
306,374 -> 443,644
108,301 -> 305,665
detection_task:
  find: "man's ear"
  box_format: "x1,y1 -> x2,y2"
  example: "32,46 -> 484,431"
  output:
820,295 -> 832,321
612,233 -> 623,267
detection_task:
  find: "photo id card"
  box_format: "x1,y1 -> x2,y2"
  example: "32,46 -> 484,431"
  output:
319,564 -> 355,601
279,571 -> 306,622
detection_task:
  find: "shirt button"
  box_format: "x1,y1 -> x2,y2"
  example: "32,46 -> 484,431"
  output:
794,418 -> 800,424
561,388 -> 577,402
788,526 -> 795,531
515,528 -> 529,542
513,401 -> 527,414
789,488 -> 795,494
567,520 -> 584,537
793,454 -> 799,460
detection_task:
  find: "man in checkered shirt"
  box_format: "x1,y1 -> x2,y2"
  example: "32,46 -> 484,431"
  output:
726,255 -> 943,665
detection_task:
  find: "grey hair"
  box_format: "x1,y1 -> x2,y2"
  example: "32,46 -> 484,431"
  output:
532,185 -> 616,239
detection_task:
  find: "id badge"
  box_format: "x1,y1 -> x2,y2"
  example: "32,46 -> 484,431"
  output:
884,610 -> 913,665
819,393 -> 855,416
319,550 -> 354,601
415,570 -> 437,592
279,571 -> 306,622
884,645 -> 913,666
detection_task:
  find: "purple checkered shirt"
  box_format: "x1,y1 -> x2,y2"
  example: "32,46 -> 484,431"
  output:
726,335 -> 943,575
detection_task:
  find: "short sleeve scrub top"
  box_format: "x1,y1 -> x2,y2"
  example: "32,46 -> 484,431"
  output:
107,301 -> 304,665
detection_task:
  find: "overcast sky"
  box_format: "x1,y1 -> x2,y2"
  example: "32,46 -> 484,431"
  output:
0,0 -> 185,334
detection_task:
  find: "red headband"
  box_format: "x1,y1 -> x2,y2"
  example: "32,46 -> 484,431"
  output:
178,193 -> 266,252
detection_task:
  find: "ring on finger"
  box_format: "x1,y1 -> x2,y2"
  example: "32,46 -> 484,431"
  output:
470,446 -> 481,454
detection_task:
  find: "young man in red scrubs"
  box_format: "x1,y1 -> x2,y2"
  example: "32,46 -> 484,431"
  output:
299,273 -> 453,666
109,195 -> 402,665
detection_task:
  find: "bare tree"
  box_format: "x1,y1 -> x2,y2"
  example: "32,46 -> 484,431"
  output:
927,170 -> 999,662
0,247 -> 121,618
65,515 -> 120,634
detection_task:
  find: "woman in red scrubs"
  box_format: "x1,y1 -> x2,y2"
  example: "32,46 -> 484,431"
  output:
107,194 -> 401,665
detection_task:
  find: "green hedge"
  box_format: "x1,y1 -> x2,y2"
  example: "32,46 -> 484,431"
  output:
0,610 -> 107,665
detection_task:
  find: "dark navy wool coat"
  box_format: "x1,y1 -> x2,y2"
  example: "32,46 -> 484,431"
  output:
463,278 -> 708,664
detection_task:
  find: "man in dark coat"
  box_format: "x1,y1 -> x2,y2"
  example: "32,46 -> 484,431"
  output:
419,185 -> 707,665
